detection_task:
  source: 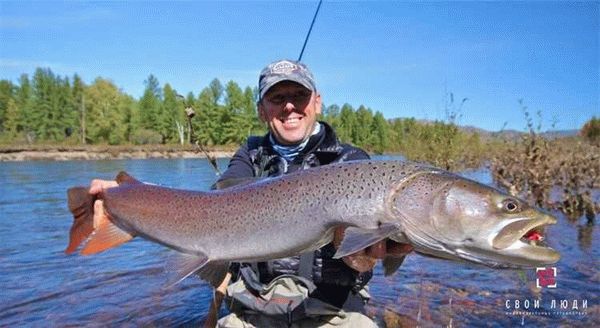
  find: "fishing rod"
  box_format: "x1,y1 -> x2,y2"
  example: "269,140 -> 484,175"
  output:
204,2 -> 325,323
185,0 -> 323,176
298,0 -> 323,61
175,94 -> 221,175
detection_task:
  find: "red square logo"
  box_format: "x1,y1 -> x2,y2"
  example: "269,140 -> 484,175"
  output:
536,267 -> 557,288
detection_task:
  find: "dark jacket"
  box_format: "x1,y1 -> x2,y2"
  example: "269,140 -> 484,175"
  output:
216,121 -> 371,308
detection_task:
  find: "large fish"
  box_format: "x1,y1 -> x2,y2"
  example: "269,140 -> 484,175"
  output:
66,160 -> 560,286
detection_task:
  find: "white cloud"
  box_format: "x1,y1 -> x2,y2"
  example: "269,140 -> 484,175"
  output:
0,7 -> 116,30
0,58 -> 75,75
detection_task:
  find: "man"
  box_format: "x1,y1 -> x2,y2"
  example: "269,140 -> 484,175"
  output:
208,59 -> 393,328
89,60 -> 409,327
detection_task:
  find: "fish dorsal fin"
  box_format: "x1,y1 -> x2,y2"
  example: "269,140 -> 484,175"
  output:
213,177 -> 261,190
333,223 -> 400,259
115,171 -> 142,185
80,204 -> 134,255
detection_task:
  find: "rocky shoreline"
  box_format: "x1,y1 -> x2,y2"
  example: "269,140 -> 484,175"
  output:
0,146 -> 234,161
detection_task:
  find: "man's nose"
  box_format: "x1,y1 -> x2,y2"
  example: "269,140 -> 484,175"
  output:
282,101 -> 295,112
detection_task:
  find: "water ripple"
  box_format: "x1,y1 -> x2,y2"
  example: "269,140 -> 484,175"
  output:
0,158 -> 597,326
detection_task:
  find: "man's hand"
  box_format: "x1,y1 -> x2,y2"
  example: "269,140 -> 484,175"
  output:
89,179 -> 118,195
89,179 -> 118,228
333,227 -> 414,273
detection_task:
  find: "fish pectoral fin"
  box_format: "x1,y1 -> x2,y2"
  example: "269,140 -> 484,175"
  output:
80,210 -> 134,255
196,262 -> 230,288
382,255 -> 407,277
115,171 -> 143,185
164,253 -> 210,288
333,223 -> 400,259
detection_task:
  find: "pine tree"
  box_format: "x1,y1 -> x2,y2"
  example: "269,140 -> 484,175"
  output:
162,83 -> 185,143
31,68 -> 63,141
353,105 -> 374,148
57,77 -> 77,141
322,104 -> 340,128
371,111 -> 389,154
138,74 -> 164,142
0,80 -> 14,135
223,81 -> 249,144
244,86 -> 264,136
15,74 -> 34,140
3,98 -> 19,139
195,87 -> 222,145
337,104 -> 355,143
72,74 -> 86,143
209,78 -> 224,105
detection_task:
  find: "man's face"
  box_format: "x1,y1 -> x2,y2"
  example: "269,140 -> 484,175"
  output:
258,81 -> 322,145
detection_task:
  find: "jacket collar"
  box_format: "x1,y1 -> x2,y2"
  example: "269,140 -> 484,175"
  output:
262,121 -> 343,158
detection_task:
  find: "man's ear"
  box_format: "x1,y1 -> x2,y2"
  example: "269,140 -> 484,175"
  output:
314,92 -> 322,115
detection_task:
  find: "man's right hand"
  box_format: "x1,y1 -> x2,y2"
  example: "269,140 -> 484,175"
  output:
89,179 -> 119,195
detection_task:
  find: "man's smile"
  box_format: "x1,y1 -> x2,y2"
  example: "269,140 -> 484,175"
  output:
280,116 -> 303,128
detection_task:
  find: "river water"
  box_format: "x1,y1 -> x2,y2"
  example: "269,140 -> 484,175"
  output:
0,158 -> 598,327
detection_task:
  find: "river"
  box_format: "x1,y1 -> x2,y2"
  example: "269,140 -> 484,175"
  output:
0,158 -> 597,327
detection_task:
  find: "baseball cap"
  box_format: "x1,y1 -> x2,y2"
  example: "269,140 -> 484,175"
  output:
258,59 -> 316,100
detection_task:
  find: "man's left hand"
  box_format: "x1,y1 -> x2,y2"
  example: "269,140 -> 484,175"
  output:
333,227 -> 414,272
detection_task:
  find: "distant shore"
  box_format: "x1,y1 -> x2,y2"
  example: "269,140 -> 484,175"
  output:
0,145 -> 235,161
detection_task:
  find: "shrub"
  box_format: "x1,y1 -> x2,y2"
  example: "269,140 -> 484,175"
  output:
580,117 -> 600,144
130,129 -> 162,145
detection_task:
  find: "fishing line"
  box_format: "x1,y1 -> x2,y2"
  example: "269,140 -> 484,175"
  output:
298,0 -> 323,61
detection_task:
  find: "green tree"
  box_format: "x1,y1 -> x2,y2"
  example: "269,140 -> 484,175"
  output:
209,78 -> 224,105
162,84 -> 185,143
57,76 -> 77,141
15,74 -> 34,140
322,104 -> 340,128
244,86 -> 264,136
0,80 -> 14,135
195,87 -> 222,145
371,111 -> 389,154
139,74 -> 166,142
3,98 -> 20,139
84,78 -> 128,144
353,105 -> 374,148
337,104 -> 355,143
222,81 -> 250,144
72,74 -> 86,143
31,68 -> 69,141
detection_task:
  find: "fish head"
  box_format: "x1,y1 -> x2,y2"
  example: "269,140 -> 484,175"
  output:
389,170 -> 560,268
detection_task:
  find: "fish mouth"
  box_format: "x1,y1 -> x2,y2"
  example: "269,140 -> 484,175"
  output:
492,214 -> 556,250
489,213 -> 560,266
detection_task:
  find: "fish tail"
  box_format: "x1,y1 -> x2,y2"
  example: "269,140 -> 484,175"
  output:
66,187 -> 135,255
65,187 -> 96,254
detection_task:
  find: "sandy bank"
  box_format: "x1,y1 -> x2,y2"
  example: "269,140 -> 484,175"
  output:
0,146 -> 234,161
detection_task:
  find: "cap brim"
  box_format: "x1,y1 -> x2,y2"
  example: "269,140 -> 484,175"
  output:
260,76 -> 314,100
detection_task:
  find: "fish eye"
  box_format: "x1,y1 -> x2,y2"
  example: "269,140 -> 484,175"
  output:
502,199 -> 520,213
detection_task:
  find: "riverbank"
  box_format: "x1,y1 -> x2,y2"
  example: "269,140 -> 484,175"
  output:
0,145 -> 235,161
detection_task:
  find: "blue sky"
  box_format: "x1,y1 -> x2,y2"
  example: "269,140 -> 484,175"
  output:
1,1 -> 598,132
